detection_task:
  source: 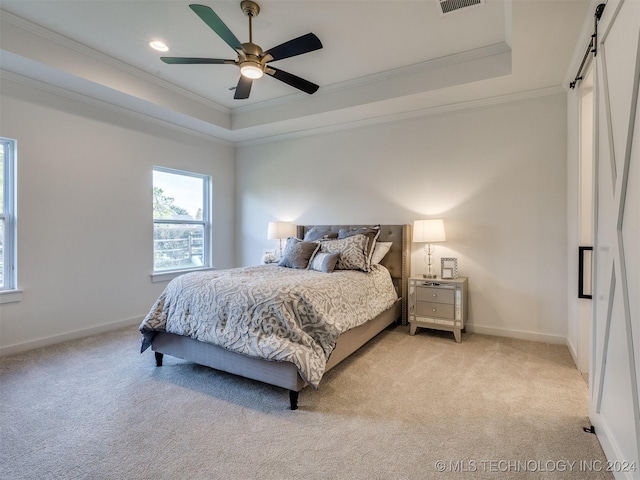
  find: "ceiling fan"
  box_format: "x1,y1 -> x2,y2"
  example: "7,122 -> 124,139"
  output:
161,2 -> 323,100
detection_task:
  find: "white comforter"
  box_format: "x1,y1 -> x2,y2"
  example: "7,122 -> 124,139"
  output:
140,264 -> 398,387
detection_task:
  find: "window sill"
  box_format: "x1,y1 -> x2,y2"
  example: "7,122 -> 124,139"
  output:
0,289 -> 23,304
150,267 -> 214,284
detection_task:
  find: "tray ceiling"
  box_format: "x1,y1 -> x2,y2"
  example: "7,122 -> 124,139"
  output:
0,1 -> 590,143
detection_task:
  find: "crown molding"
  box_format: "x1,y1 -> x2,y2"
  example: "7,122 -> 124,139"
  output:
1,62 -> 564,148
236,85 -> 566,147
232,42 -> 511,116
0,9 -> 230,116
0,69 -> 234,147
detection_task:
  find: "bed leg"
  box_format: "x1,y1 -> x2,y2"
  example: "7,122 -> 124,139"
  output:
289,390 -> 299,410
154,352 -> 164,367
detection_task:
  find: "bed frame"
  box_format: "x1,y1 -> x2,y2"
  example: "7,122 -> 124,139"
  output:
151,224 -> 411,409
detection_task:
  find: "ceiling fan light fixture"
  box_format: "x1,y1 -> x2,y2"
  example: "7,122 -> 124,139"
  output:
240,62 -> 264,79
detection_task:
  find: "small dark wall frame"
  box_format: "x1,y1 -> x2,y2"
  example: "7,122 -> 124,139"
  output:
579,246 -> 593,299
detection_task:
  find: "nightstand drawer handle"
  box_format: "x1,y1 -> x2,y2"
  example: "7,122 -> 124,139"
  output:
432,308 -> 437,312
432,294 -> 437,297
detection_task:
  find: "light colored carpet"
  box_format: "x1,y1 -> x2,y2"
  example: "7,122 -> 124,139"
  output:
0,325 -> 612,479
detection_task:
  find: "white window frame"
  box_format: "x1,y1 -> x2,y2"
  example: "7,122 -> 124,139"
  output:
0,137 -> 19,301
151,166 -> 212,282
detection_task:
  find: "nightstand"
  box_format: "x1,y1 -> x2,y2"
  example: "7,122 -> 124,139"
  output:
408,276 -> 468,343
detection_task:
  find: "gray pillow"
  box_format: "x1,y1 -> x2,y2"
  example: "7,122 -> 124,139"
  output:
303,227 -> 339,242
317,234 -> 371,272
278,238 -> 320,269
309,252 -> 340,273
338,225 -> 380,265
337,225 -> 380,240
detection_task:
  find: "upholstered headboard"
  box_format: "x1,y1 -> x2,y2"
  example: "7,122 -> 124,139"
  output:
296,224 -> 411,324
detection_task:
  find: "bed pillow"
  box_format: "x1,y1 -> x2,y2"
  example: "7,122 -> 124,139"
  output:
278,237 -> 320,269
371,241 -> 393,264
337,225 -> 380,264
303,227 -> 339,242
317,234 -> 371,272
309,252 -> 340,273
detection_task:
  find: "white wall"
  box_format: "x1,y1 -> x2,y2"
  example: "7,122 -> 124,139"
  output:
236,93 -> 568,343
0,79 -> 236,354
0,79 -> 570,352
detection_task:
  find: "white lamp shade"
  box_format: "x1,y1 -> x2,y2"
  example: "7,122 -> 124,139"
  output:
413,219 -> 446,243
267,221 -> 296,240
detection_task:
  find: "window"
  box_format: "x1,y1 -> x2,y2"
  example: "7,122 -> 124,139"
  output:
0,137 -> 17,291
153,167 -> 211,274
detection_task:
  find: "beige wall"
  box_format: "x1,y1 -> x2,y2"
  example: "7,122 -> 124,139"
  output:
236,93 -> 569,342
0,79 -> 236,353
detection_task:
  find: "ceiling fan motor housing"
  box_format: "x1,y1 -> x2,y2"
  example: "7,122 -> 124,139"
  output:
239,42 -> 265,78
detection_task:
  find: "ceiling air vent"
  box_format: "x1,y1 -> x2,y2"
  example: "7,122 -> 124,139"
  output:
438,0 -> 484,16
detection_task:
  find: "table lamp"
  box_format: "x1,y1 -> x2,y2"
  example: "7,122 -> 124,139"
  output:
267,221 -> 296,259
413,219 -> 446,279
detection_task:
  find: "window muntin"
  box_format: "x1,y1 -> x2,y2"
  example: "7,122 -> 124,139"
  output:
153,167 -> 211,273
0,138 -> 17,291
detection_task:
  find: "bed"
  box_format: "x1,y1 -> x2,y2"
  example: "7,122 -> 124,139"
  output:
140,224 -> 410,409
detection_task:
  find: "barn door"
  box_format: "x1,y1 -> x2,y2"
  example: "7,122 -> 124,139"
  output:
590,0 -> 640,469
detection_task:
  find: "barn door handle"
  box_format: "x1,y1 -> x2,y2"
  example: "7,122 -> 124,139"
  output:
579,246 -> 593,299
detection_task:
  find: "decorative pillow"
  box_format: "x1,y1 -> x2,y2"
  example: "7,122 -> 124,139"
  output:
278,237 -> 320,269
337,225 -> 380,240
318,234 -> 371,272
309,252 -> 340,273
371,241 -> 392,264
303,227 -> 339,242
337,225 -> 380,264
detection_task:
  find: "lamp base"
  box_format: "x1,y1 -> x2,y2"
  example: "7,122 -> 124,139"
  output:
423,274 -> 437,279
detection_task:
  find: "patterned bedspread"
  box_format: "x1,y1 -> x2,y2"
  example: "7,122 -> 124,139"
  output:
139,264 -> 398,387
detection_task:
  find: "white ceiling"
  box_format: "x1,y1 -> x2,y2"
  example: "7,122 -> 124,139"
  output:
0,0 -> 591,144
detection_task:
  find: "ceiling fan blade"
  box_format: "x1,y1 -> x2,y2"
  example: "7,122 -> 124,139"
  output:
161,57 -> 235,65
189,4 -> 243,52
264,33 -> 323,62
234,76 -> 253,100
267,68 -> 319,95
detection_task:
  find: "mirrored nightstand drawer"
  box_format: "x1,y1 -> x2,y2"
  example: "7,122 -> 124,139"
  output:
415,301 -> 454,319
416,287 -> 454,304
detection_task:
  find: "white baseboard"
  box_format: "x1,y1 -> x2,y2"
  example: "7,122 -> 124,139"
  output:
566,336 -> 580,367
589,412 -> 637,480
0,316 -> 143,356
2,319 -> 570,356
465,324 -> 566,345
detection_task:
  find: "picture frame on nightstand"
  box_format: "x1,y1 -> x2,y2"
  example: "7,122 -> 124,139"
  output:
441,258 -> 458,279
